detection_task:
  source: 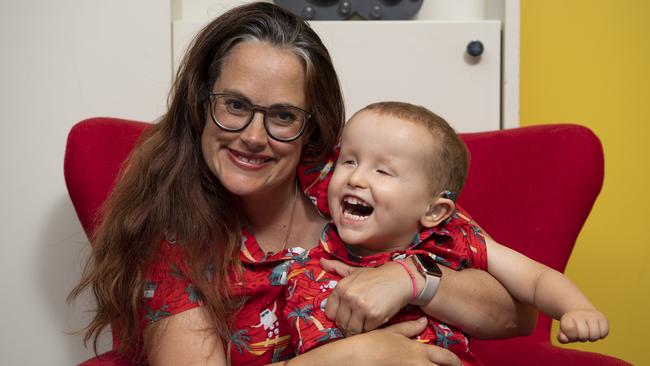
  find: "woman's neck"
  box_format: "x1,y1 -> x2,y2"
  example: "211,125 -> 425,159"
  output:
241,182 -> 326,252
241,181 -> 297,232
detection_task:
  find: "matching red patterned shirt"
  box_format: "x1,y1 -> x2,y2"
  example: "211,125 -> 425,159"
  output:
282,220 -> 487,366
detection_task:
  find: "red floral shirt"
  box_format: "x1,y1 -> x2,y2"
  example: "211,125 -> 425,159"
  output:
282,220 -> 487,366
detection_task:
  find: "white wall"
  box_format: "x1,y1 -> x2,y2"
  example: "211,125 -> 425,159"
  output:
0,1 -> 171,364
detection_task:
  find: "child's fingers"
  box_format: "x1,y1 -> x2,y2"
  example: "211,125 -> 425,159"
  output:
557,331 -> 570,344
576,319 -> 590,342
560,316 -> 579,341
587,317 -> 602,341
599,317 -> 610,338
575,319 -> 590,342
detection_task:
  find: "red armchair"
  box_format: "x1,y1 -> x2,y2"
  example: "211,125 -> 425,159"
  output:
65,118 -> 630,365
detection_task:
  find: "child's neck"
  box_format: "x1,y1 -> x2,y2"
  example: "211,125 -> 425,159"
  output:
344,237 -> 414,257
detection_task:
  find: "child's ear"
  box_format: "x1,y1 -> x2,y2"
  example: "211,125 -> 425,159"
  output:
420,197 -> 455,228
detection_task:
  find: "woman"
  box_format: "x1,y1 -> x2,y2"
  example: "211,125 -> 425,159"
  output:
70,3 -> 534,365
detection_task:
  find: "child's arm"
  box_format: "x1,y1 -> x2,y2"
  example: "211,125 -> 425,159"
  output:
486,237 -> 608,343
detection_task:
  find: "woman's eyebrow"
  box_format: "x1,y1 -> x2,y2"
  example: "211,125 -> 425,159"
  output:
217,89 -> 301,109
219,89 -> 251,103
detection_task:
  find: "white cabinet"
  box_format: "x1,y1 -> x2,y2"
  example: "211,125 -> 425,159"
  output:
310,21 -> 501,132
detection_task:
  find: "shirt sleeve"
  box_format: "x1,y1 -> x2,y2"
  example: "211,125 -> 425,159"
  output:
297,146 -> 339,217
415,204 -> 488,271
284,258 -> 343,355
452,204 -> 488,270
139,240 -> 202,331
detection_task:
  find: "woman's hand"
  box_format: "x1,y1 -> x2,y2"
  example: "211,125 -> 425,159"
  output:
320,258 -> 412,335
322,256 -> 538,339
290,318 -> 462,366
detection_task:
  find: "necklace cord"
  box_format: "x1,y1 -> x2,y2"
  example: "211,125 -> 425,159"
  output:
279,181 -> 299,252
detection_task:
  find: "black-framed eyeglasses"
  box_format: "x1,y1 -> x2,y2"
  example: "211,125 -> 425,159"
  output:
208,93 -> 312,142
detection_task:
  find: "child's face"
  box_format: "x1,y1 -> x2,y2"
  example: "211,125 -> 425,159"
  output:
328,110 -> 437,254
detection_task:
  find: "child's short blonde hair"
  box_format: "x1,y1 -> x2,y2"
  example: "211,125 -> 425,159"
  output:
360,101 -> 469,199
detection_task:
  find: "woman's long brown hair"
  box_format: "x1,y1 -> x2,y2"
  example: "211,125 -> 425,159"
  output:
68,2 -> 344,356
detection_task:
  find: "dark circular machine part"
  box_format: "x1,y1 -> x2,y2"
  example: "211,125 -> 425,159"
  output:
354,0 -> 423,20
274,0 -> 357,20
274,0 -> 422,20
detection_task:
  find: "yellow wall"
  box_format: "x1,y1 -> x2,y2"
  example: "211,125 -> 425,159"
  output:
520,1 -> 650,364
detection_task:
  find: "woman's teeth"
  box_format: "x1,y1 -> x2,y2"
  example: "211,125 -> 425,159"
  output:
236,155 -> 266,164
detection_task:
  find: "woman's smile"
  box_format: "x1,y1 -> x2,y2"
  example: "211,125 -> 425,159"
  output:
226,147 -> 273,170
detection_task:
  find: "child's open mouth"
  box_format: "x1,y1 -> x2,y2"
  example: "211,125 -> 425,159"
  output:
341,195 -> 374,221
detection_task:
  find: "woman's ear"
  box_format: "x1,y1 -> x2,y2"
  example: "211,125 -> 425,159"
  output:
420,197 -> 455,228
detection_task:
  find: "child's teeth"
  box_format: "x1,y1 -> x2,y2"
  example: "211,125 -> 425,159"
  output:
343,210 -> 367,221
344,196 -> 369,206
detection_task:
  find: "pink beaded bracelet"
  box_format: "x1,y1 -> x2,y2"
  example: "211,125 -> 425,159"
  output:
394,259 -> 418,300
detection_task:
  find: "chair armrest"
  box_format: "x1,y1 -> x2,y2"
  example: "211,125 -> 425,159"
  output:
471,336 -> 631,366
78,351 -> 135,366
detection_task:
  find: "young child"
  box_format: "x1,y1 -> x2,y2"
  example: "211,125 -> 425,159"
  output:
283,102 -> 608,365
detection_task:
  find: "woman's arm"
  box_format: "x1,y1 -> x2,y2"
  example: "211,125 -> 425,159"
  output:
320,258 -> 537,339
288,319 -> 461,366
144,307 -> 228,366
145,308 -> 460,366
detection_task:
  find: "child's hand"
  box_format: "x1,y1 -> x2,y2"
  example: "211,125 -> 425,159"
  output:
557,309 -> 609,343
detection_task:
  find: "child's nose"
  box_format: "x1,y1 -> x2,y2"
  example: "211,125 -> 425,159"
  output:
348,170 -> 368,189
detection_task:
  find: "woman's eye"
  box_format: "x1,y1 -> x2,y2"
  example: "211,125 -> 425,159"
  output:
225,98 -> 248,112
276,111 -> 297,122
229,100 -> 243,110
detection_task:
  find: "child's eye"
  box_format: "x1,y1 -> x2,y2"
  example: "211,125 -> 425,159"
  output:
342,160 -> 355,165
377,169 -> 392,176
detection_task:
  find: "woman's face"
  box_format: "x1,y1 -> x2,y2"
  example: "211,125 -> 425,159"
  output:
201,41 -> 308,200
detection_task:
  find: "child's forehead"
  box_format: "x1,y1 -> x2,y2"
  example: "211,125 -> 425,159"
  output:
342,112 -> 437,162
344,110 -> 434,142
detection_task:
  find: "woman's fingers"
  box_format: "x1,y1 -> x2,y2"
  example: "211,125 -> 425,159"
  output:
320,258 -> 357,277
426,345 -> 462,366
324,290 -> 340,321
345,312 -> 365,336
382,317 -> 428,338
334,303 -> 353,331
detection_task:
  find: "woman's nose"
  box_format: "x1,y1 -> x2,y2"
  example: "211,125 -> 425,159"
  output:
240,111 -> 267,148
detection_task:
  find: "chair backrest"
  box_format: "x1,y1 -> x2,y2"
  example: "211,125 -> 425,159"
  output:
64,118 -> 604,340
65,118 -> 150,237
458,124 -> 604,335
